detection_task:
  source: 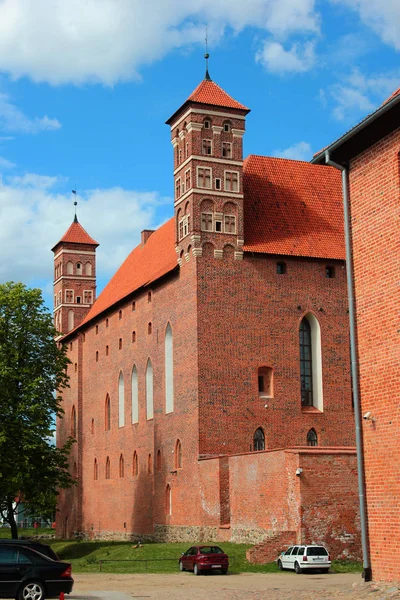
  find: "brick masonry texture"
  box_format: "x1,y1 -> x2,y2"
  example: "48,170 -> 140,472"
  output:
348,128 -> 400,581
55,77 -> 360,562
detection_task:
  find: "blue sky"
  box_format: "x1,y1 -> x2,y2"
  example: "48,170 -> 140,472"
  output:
0,0 -> 398,309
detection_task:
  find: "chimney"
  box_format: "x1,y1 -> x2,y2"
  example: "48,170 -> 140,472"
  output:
141,230 -> 155,245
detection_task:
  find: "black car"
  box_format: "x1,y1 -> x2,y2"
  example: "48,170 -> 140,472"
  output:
0,539 -> 59,561
0,542 -> 73,600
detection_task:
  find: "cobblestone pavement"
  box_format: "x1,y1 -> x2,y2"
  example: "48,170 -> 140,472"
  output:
71,573 -> 400,600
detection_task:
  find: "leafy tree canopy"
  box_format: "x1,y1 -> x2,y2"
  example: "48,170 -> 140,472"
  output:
0,282 -> 74,538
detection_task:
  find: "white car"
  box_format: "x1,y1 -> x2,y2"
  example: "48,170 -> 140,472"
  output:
277,545 -> 331,574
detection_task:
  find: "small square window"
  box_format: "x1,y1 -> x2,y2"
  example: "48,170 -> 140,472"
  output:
204,119 -> 211,129
215,178 -> 221,190
223,122 -> 231,133
277,262 -> 286,274
215,220 -> 222,233
76,296 -> 81,304
325,266 -> 335,278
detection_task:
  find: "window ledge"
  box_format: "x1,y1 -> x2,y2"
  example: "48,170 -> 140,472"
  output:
301,406 -> 323,414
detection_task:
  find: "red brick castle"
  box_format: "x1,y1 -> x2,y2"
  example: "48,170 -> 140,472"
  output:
54,73 -> 361,559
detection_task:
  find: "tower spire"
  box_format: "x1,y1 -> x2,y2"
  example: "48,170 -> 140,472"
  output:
204,28 -> 211,81
72,187 -> 78,222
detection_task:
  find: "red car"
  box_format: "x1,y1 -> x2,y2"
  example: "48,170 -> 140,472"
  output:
179,545 -> 229,575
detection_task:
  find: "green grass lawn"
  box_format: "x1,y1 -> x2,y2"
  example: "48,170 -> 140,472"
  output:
0,530 -> 362,575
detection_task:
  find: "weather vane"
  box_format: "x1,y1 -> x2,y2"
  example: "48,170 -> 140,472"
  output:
205,27 -> 211,80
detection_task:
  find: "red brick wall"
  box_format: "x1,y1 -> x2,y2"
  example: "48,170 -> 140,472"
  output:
57,247 -> 203,537
299,450 -> 361,559
348,128 -> 400,580
197,251 -> 354,456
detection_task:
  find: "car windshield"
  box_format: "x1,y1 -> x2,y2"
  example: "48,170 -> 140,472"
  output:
307,547 -> 328,556
199,546 -> 224,554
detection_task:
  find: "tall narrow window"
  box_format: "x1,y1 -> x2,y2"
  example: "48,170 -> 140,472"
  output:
307,429 -> 318,446
166,484 -> 172,515
146,359 -> 153,420
118,372 -> 125,427
67,310 -> 74,332
119,454 -> 124,477
185,169 -> 191,191
133,451 -> 138,476
94,459 -> 98,480
71,405 -> 76,438
300,318 -> 313,406
299,314 -> 323,411
165,323 -> 174,413
148,453 -> 153,474
66,261 -> 73,275
253,427 -> 265,451
156,449 -> 162,471
131,365 -> 139,424
105,394 -> 111,431
175,439 -> 182,469
105,456 -> 110,479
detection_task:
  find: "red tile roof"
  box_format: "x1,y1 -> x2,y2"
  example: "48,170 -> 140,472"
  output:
243,155 -> 345,260
52,218 -> 99,250
80,219 -> 177,327
67,157 -> 345,333
187,79 -> 249,112
383,86 -> 400,105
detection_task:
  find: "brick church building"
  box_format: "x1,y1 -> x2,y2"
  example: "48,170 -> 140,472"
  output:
54,73 -> 361,559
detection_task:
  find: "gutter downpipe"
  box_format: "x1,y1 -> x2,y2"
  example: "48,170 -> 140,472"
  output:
325,151 -> 371,582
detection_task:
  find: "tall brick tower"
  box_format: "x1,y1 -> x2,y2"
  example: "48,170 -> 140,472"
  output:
52,215 -> 99,335
166,70 -> 250,262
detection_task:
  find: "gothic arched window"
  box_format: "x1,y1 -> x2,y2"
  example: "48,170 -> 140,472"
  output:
105,394 -> 111,431
300,314 -> 323,410
165,323 -> 174,413
146,359 -> 153,420
71,405 -> 76,439
118,372 -> 125,427
175,439 -> 182,469
253,427 -> 265,451
131,365 -> 138,424
307,428 -> 318,447
105,456 -> 110,479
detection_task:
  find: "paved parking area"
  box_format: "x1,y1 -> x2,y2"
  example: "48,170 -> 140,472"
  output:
67,572 -> 400,600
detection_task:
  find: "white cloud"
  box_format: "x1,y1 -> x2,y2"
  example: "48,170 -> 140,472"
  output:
0,0 -> 320,85
256,40 -> 316,74
0,93 -> 61,134
273,141 -> 312,161
331,0 -> 400,50
321,68 -> 400,120
0,156 -> 15,169
0,174 -> 171,289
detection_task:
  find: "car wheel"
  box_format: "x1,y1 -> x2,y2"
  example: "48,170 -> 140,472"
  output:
294,562 -> 302,574
18,581 -> 45,600
194,563 -> 200,576
277,559 -> 283,571
179,561 -> 185,571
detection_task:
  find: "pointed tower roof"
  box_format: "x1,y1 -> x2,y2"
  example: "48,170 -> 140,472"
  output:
52,216 -> 99,251
166,76 -> 250,125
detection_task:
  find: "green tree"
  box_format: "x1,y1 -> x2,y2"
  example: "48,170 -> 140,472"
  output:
0,282 -> 74,539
